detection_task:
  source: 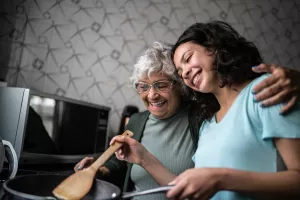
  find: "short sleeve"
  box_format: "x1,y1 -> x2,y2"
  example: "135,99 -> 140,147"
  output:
258,103 -> 300,140
250,75 -> 300,140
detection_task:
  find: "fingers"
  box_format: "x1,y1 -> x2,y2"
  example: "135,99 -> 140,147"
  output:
168,179 -> 178,186
252,73 -> 278,95
110,135 -> 136,146
110,136 -> 126,160
115,148 -> 125,160
252,64 -> 299,113
74,157 -> 94,172
255,81 -> 295,104
280,95 -> 298,114
252,63 -> 277,73
166,179 -> 185,199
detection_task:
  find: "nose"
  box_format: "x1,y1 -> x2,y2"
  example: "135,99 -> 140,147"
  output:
147,86 -> 159,99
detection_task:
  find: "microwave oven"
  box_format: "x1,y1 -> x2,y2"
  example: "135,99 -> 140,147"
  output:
0,87 -> 110,165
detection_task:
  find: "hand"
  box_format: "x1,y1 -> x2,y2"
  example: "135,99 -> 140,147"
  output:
166,168 -> 222,200
74,157 -> 110,176
74,157 -> 94,172
252,63 -> 299,113
110,136 -> 149,166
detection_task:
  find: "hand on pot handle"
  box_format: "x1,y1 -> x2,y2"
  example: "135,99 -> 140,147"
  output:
110,136 -> 149,166
2,140 -> 18,179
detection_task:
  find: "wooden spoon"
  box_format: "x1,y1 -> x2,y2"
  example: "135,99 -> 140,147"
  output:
52,130 -> 134,200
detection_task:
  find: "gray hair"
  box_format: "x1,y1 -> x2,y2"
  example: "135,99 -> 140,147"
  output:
130,41 -> 188,96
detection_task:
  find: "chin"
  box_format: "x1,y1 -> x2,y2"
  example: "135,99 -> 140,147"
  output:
152,114 -> 165,119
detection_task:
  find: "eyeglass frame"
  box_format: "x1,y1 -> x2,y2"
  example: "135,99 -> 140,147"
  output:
134,80 -> 176,94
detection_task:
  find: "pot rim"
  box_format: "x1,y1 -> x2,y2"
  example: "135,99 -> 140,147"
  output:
3,174 -> 122,200
3,174 -> 63,200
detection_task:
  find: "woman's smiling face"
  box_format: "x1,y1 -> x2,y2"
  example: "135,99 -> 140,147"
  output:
138,72 -> 182,119
173,42 -> 219,93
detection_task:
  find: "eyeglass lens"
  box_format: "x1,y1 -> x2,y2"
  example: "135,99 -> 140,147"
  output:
135,81 -> 173,93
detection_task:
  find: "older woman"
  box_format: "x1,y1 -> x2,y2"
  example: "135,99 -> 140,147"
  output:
76,42 -> 197,199
76,41 -> 299,199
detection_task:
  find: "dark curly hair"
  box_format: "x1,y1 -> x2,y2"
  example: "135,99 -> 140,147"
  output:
171,21 -> 264,121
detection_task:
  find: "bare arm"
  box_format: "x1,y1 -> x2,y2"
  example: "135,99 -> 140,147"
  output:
220,139 -> 300,199
112,136 -> 176,185
140,151 -> 177,185
167,139 -> 300,199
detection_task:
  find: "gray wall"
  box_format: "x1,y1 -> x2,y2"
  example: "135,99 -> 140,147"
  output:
1,0 -> 300,136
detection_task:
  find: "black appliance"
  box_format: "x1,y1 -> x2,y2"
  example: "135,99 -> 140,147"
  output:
0,87 -> 110,165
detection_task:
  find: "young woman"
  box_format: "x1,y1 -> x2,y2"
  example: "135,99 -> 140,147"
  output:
165,21 -> 300,200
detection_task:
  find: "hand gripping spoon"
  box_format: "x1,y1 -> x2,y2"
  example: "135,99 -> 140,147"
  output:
52,130 -> 134,200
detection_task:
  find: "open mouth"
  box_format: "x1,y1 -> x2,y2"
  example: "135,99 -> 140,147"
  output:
192,74 -> 200,86
190,68 -> 202,88
149,101 -> 166,107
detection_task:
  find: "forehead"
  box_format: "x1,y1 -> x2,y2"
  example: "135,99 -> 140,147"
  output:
173,42 -> 196,64
138,71 -> 171,82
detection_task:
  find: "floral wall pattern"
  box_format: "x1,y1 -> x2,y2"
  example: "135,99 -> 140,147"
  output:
1,0 -> 299,136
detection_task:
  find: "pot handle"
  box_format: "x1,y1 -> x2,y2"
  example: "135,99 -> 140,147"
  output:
122,185 -> 174,199
2,140 -> 18,179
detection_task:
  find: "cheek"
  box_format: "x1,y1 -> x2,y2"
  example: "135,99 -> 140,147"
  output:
140,94 -> 148,102
183,79 -> 188,85
183,79 -> 192,88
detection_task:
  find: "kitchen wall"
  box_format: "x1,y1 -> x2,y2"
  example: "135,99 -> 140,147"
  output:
1,0 -> 300,136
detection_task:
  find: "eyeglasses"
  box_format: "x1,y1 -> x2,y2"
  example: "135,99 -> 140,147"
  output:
134,80 -> 176,94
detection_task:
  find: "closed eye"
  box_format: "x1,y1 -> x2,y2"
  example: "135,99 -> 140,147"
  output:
186,55 -> 191,62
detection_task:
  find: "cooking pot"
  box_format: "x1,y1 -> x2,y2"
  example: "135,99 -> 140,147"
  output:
3,174 -> 173,199
0,139 -> 18,180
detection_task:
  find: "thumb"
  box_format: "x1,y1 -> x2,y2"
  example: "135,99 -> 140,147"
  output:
122,136 -> 137,145
252,63 -> 276,73
168,177 -> 179,186
111,135 -> 135,146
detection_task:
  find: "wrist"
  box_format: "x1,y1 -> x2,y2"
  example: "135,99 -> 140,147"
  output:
216,168 -> 231,191
140,151 -> 154,168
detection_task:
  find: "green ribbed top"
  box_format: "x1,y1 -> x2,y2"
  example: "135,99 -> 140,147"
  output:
130,105 -> 195,200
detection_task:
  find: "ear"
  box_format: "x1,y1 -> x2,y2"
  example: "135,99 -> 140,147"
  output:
205,49 -> 215,56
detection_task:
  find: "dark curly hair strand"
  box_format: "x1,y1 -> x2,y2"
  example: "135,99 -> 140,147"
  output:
172,21 -> 265,122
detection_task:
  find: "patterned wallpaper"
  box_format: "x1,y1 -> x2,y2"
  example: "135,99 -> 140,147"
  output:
1,0 -> 300,136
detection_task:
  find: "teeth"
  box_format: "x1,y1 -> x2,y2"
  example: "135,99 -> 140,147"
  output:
150,101 -> 165,106
193,74 -> 200,86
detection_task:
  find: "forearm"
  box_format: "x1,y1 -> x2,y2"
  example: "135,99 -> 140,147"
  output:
141,152 -> 176,186
220,168 -> 300,199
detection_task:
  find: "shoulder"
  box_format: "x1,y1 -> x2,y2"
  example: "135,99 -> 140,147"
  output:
245,74 -> 270,94
240,74 -> 273,115
129,110 -> 150,121
125,110 -> 150,137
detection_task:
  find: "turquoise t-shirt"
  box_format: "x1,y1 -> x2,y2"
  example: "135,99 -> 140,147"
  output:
193,74 -> 300,200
